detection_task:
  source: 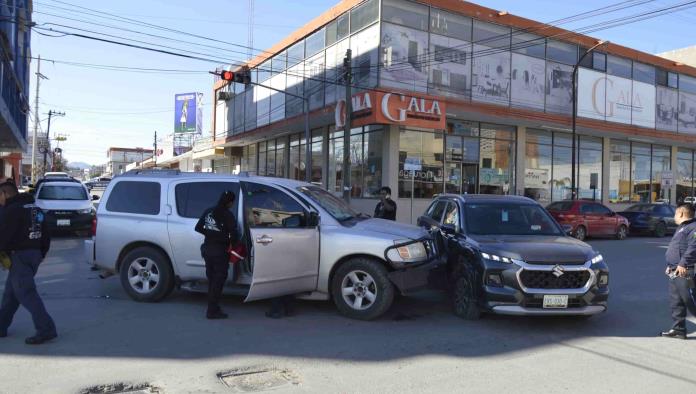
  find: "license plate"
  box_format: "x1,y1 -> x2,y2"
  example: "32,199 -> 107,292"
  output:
56,219 -> 71,227
543,295 -> 568,309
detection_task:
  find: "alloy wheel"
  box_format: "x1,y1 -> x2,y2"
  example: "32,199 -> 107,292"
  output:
341,270 -> 377,311
127,257 -> 160,294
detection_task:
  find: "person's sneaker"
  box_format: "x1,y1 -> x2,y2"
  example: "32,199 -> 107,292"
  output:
660,329 -> 687,340
206,311 -> 228,320
25,333 -> 57,345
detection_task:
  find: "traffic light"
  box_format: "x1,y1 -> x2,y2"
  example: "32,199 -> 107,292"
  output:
217,68 -> 251,85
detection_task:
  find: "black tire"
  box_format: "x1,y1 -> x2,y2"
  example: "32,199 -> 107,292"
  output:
616,224 -> 628,240
574,225 -> 587,241
331,258 -> 395,321
450,264 -> 481,320
119,246 -> 175,302
654,222 -> 667,238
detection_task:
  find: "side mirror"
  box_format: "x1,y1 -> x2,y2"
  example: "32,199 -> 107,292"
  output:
561,224 -> 573,236
417,215 -> 439,229
92,195 -> 100,201
307,211 -> 320,227
441,223 -> 458,235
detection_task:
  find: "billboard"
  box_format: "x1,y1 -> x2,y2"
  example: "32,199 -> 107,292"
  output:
174,93 -> 203,134
511,53 -> 545,111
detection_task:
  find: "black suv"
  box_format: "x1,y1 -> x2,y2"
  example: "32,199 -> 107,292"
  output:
419,195 -> 609,319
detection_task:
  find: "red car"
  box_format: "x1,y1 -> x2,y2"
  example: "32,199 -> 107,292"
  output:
546,200 -> 630,241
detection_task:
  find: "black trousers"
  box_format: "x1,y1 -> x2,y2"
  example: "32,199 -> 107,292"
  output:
200,244 -> 234,312
0,250 -> 56,336
669,273 -> 696,332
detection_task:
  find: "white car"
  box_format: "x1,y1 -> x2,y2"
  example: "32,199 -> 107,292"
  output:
35,180 -> 97,233
685,197 -> 696,204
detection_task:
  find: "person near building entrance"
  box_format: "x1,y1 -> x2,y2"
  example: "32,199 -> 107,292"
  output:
0,181 -> 56,345
661,204 -> 696,340
195,190 -> 239,320
374,186 -> 397,221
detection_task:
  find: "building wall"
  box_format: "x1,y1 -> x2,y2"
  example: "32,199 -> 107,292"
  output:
659,46 -> 696,68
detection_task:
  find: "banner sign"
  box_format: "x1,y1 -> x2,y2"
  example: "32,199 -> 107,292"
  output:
175,93 -> 203,134
335,91 -> 445,130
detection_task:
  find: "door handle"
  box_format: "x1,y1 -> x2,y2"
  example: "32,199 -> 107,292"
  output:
255,235 -> 273,245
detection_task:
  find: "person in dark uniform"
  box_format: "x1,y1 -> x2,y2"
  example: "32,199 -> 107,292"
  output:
0,181 -> 56,344
195,190 -> 238,320
661,203 -> 696,340
374,186 -> 397,221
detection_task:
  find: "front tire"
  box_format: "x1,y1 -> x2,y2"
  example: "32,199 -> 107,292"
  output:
331,258 -> 395,321
450,265 -> 481,320
616,224 -> 628,240
119,247 -> 175,302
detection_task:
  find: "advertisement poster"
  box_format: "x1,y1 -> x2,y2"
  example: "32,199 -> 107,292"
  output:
678,91 -> 696,134
545,62 -> 573,114
380,23 -> 428,92
174,93 -> 201,133
656,86 -> 678,132
428,34 -> 471,98
472,44 -> 510,106
511,53 -> 545,111
577,68 -> 606,121
631,81 -> 656,129
605,75 -> 632,125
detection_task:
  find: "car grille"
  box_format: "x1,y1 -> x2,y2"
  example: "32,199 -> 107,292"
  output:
525,260 -> 586,265
519,270 -> 591,289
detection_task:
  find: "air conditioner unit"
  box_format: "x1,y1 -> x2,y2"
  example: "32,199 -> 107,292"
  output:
217,91 -> 233,101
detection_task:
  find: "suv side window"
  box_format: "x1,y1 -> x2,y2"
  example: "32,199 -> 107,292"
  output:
579,204 -> 593,214
106,181 -> 161,215
175,182 -> 240,219
593,204 -> 612,215
443,201 -> 460,227
426,200 -> 448,222
243,182 -> 306,228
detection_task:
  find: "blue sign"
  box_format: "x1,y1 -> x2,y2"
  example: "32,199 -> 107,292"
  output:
174,93 -> 202,134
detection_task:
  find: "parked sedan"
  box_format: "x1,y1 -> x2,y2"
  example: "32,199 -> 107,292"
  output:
418,195 -> 609,318
546,200 -> 630,241
618,204 -> 677,237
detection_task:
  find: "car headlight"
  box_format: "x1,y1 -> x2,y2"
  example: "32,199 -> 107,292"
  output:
78,208 -> 94,215
480,252 -> 522,265
589,254 -> 604,265
386,240 -> 428,263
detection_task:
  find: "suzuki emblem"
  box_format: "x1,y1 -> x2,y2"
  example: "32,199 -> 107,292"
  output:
552,265 -> 565,278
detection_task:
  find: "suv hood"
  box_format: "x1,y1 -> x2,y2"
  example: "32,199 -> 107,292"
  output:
351,218 -> 427,240
473,235 -> 594,264
36,199 -> 92,211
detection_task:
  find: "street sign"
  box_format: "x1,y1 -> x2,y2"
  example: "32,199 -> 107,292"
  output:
404,157 -> 422,172
661,171 -> 674,187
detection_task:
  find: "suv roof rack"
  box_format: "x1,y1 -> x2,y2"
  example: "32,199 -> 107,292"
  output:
122,169 -> 181,177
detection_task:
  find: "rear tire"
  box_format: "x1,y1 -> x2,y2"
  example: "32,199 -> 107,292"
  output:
574,225 -> 587,241
654,222 -> 667,238
119,246 -> 175,302
331,258 -> 395,321
616,224 -> 628,240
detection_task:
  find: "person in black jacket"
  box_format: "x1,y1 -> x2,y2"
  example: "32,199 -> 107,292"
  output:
661,204 -> 696,340
0,181 -> 56,344
374,186 -> 397,221
195,190 -> 238,319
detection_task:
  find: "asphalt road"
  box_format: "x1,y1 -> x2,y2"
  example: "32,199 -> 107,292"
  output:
0,235 -> 695,393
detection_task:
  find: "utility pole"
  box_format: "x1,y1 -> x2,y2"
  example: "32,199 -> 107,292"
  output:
43,110 -> 65,170
342,49 -> 352,203
153,130 -> 158,167
31,55 -> 48,184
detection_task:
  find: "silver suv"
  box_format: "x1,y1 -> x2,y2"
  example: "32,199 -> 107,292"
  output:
84,170 -> 440,320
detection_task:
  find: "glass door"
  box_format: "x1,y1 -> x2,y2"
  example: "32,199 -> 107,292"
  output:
462,163 -> 478,194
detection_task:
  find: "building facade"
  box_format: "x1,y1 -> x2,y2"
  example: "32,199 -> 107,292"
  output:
106,147 -> 153,176
0,0 -> 31,183
659,45 -> 696,68
211,0 -> 696,222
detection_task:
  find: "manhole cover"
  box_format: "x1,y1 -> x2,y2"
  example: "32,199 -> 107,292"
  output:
79,383 -> 161,394
218,367 -> 300,392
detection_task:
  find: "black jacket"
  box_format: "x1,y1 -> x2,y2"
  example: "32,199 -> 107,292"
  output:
374,199 -> 397,221
665,219 -> 696,268
195,206 -> 239,248
0,193 -> 51,258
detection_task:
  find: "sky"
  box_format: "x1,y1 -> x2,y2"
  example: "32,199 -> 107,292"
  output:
27,0 -> 696,165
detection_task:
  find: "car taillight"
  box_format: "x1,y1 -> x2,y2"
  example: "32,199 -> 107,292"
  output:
91,217 -> 97,237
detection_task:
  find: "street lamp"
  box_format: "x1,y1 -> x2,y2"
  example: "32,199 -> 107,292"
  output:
571,40 -> 609,200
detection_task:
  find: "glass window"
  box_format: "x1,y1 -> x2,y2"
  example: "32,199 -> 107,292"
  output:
511,53 -> 546,110
257,143 -> 267,176
276,138 -> 286,178
326,13 -> 349,46
297,185 -> 357,221
257,60 -> 271,83
430,8 -> 472,41
545,61 -> 573,114
244,87 -> 257,131
633,62 -> 655,84
243,182 -> 306,228
512,33 -> 545,58
350,0 -> 378,32
328,129 -> 344,195
592,52 -> 606,71
311,129 -> 324,185
175,182 -> 240,219
305,52 -> 325,110
351,23 -> 379,90
426,200 -> 448,222
607,55 -> 632,78
652,145 -> 671,202
398,129 -> 444,198
305,28 -> 325,57
287,40 -> 305,68
382,0 -> 429,31
668,72 -> 679,89
546,201 -> 573,211
609,142 -> 631,203
350,132 -> 364,197
524,130 -> 552,203
381,23 -> 429,92
443,202 -> 460,227
266,140 -> 276,177
479,125 -> 515,195
38,185 -> 87,200
272,51 -> 287,73
546,40 -> 577,65
289,134 -> 306,181
592,204 -> 612,215
677,149 -> 694,204
285,62 -> 305,118
472,20 -> 510,49
681,75 -> 696,94
657,69 -> 668,86
429,33 -> 471,98
472,42 -> 511,106
631,143 -> 651,203
577,136 -> 603,200
363,129 -> 384,197
464,203 -> 562,236
106,181 -> 160,215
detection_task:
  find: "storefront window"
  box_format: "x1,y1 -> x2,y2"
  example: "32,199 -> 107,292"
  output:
652,145 -> 671,202
276,138 -> 286,178
266,139 -> 276,177
241,144 -> 257,175
609,140 -> 630,203
631,143 -> 651,203
677,149 -> 694,204
311,129 -> 324,185
326,13 -> 349,46
289,134 -> 306,181
577,136 -> 603,200
524,130 -> 552,203
430,8 -> 472,41
328,126 -> 383,197
328,128 -> 344,195
479,124 -> 515,195
399,129 -> 444,198
363,129 -> 383,197
350,0 -> 378,33
258,141 -> 267,176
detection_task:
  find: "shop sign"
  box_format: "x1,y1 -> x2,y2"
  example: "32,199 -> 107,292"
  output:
525,168 -> 549,189
404,157 -> 422,172
335,91 -> 445,130
480,168 -> 509,186
661,171 -> 674,187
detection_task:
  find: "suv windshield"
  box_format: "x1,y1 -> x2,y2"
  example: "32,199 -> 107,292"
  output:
297,185 -> 357,221
38,185 -> 87,200
465,203 -> 562,236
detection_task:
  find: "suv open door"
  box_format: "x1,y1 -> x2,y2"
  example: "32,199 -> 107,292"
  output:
241,181 -> 320,301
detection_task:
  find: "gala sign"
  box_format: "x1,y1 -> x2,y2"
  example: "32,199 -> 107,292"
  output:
335,91 -> 445,130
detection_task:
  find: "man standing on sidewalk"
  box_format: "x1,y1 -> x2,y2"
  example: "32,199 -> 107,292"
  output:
661,203 -> 696,340
0,181 -> 56,344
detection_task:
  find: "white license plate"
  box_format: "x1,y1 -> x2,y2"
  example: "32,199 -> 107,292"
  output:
56,219 -> 71,227
543,295 -> 568,309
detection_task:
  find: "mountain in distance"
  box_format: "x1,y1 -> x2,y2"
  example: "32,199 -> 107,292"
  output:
67,161 -> 91,170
